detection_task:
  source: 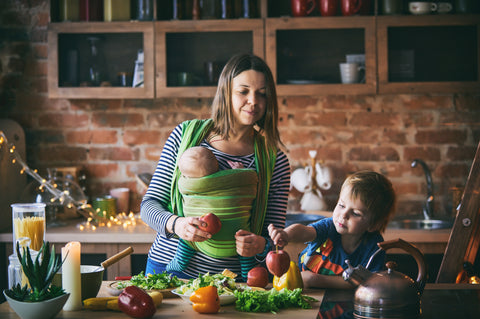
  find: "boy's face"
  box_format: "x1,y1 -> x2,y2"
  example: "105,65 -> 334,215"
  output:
332,185 -> 373,237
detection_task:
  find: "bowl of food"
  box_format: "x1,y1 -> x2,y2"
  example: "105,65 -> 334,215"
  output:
171,289 -> 237,306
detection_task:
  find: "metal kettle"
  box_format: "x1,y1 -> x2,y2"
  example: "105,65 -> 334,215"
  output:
342,238 -> 427,319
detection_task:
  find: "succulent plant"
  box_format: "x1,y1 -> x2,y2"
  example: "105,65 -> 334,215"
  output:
5,241 -> 65,302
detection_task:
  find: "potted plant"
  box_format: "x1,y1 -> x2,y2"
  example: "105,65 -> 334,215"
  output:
3,241 -> 69,319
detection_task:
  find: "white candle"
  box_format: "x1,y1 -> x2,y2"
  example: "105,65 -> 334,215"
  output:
61,241 -> 82,311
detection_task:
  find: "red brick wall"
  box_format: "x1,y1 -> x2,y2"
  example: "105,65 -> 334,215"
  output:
1,1 -> 479,218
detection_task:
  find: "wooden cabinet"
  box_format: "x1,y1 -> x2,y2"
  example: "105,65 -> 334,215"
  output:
265,16 -> 377,96
154,19 -> 264,97
48,22 -> 155,99
377,14 -> 480,94
47,1 -> 480,99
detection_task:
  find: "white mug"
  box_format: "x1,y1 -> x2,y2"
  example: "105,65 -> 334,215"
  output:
339,62 -> 365,84
409,2 -> 437,15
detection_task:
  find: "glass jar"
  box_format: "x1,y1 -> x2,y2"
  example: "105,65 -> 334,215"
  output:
60,0 -> 80,21
136,0 -> 154,20
11,203 -> 46,253
104,0 -> 131,21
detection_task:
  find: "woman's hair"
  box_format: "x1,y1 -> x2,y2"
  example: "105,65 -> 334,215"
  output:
341,170 -> 396,233
210,53 -> 282,150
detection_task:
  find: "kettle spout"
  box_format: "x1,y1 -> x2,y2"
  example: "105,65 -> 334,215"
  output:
342,260 -> 374,287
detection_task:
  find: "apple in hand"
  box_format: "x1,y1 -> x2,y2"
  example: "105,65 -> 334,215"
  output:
247,266 -> 269,288
266,249 -> 291,277
198,213 -> 222,235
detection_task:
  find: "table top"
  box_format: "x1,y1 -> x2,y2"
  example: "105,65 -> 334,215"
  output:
2,282 -> 480,319
0,281 -> 325,318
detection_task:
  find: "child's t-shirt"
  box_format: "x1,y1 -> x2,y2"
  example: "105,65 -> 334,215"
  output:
299,217 -> 385,275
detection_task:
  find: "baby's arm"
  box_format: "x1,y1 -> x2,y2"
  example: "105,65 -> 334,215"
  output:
301,271 -> 353,289
226,160 -> 244,169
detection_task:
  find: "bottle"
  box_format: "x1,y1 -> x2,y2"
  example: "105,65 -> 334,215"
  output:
192,0 -> 201,19
104,0 -> 131,21
79,0 -> 103,21
86,37 -> 105,86
136,0 -> 154,20
60,0 -> 80,21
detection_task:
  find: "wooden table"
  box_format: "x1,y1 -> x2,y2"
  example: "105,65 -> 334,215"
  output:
0,281 -> 326,318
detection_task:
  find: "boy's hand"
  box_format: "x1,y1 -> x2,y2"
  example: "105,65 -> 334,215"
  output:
268,224 -> 288,247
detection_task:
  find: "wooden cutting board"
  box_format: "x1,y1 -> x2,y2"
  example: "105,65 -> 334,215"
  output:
0,119 -> 27,233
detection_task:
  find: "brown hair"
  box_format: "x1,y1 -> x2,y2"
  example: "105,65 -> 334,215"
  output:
341,170 -> 396,233
210,53 -> 282,150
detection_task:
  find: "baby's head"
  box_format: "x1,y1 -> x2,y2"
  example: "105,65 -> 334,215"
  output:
341,170 -> 396,233
178,146 -> 219,178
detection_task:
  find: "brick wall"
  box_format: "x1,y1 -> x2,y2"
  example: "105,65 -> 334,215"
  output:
1,1 -> 479,218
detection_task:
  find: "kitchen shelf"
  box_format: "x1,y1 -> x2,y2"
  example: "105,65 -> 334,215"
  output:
377,14 -> 480,94
154,19 -> 264,97
48,22 -> 155,99
265,16 -> 377,96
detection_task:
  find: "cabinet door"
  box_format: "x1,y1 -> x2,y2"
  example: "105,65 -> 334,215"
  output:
48,22 -> 155,99
265,17 -> 377,96
155,19 -> 264,97
377,15 -> 480,94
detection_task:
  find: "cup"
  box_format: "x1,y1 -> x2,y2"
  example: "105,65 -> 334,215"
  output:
318,0 -> 338,16
92,195 -> 116,219
109,187 -> 130,213
408,2 -> 437,15
437,2 -> 453,13
177,72 -> 195,86
455,0 -> 478,13
341,0 -> 363,16
382,0 -> 404,14
339,62 -> 364,84
290,0 -> 317,17
11,203 -> 46,253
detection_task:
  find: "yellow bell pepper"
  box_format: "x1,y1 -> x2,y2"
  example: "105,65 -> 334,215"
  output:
273,261 -> 304,291
189,285 -> 220,314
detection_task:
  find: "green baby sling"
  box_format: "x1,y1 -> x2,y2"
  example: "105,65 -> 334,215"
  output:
169,119 -> 277,258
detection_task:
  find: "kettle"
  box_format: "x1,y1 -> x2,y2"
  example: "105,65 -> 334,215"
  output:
342,238 -> 427,319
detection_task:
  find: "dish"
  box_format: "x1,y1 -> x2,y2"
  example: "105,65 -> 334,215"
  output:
107,281 -> 177,298
171,289 -> 237,306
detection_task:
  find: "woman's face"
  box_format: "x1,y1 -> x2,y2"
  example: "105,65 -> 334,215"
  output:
231,70 -> 267,128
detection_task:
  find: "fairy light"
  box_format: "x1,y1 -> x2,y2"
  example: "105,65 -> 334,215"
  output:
1,130 -> 142,232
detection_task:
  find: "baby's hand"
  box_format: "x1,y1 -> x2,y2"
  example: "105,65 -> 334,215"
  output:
268,224 -> 288,247
227,160 -> 244,169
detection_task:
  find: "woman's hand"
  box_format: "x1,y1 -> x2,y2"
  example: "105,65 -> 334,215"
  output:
171,216 -> 212,242
268,224 -> 288,247
235,229 -> 265,257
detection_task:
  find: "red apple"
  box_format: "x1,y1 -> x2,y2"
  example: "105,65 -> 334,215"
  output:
247,266 -> 269,288
198,213 -> 222,235
266,249 -> 290,277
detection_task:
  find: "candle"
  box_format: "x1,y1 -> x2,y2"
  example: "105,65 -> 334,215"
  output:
62,241 -> 82,311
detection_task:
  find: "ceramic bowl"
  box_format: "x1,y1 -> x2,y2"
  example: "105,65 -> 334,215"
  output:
52,265 -> 103,300
3,290 -> 69,319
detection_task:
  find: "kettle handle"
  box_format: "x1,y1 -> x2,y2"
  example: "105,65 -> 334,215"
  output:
377,238 -> 427,293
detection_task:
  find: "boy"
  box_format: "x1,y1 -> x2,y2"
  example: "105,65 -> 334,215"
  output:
268,170 -> 396,288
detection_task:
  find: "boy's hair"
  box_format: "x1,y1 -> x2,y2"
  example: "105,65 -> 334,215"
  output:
341,170 -> 396,233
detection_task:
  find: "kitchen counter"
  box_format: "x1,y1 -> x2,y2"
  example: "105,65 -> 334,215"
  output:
1,282 -> 479,318
0,217 -> 452,280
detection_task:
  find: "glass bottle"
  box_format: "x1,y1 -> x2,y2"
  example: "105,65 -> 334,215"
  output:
86,37 -> 105,86
136,0 -> 154,20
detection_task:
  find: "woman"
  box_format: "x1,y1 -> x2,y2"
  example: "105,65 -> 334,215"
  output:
140,53 -> 290,280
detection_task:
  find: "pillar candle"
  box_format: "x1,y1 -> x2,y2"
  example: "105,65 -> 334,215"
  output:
62,241 -> 82,311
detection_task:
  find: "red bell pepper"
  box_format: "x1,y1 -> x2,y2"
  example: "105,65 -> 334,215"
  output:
118,286 -> 156,319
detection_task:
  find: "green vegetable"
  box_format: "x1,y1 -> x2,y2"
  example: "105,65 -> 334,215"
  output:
116,271 -> 183,290
234,288 -> 317,314
176,272 -> 237,296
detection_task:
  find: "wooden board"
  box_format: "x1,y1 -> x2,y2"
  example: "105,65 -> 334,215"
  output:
436,141 -> 480,282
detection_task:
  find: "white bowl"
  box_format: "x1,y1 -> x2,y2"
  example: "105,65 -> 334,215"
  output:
171,289 -> 236,305
3,290 -> 70,319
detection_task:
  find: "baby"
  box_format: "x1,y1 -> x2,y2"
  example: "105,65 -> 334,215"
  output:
168,146 -> 256,280
269,170 -> 396,289
178,146 -> 243,177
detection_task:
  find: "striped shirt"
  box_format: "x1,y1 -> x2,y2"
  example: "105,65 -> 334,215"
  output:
140,123 -> 291,278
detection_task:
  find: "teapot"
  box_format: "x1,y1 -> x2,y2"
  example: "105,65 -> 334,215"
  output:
342,238 -> 427,319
